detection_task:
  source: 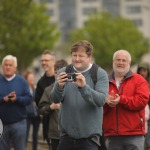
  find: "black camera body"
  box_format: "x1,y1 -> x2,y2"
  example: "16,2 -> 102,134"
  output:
8,96 -> 14,98
66,73 -> 77,82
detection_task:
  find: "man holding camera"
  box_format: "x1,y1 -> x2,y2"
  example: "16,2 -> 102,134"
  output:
50,40 -> 109,150
0,55 -> 32,150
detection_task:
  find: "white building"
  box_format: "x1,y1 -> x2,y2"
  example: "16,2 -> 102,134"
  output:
39,0 -> 102,40
102,0 -> 150,38
39,0 -> 150,39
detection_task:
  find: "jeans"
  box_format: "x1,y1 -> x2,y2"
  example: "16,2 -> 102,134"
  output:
105,135 -> 144,150
145,123 -> 150,150
0,119 -> 27,150
26,116 -> 41,150
57,135 -> 99,150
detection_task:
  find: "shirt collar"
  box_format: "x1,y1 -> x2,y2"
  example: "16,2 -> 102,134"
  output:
73,63 -> 92,73
5,74 -> 16,81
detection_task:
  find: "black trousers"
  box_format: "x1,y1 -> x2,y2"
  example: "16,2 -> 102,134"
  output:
57,135 -> 99,150
47,138 -> 59,150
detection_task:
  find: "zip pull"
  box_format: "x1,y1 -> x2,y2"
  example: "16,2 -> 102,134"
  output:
119,87 -> 124,95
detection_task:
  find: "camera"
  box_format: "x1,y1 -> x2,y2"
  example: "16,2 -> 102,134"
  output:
66,73 -> 77,82
8,95 -> 14,102
8,96 -> 14,98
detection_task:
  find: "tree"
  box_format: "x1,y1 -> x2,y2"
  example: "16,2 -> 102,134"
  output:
0,0 -> 59,72
69,12 -> 150,71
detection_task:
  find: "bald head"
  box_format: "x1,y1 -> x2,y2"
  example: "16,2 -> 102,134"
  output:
113,50 -> 131,62
113,50 -> 131,77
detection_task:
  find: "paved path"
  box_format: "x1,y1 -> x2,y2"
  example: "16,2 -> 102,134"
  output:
27,123 -> 49,150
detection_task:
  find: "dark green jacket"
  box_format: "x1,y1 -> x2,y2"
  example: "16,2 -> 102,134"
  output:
39,83 -> 60,139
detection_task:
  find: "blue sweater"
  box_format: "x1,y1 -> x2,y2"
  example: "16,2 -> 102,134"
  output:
0,75 -> 32,124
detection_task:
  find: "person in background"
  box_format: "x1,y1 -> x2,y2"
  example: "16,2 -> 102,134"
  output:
34,50 -> 56,149
50,40 -> 109,150
103,50 -> 149,150
137,63 -> 150,150
23,70 -> 41,150
39,59 -> 68,150
137,63 -> 150,83
0,55 -> 32,150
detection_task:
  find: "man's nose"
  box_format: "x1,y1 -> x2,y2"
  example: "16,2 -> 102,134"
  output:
75,56 -> 80,60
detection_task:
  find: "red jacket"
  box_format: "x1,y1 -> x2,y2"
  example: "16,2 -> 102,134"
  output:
103,71 -> 149,136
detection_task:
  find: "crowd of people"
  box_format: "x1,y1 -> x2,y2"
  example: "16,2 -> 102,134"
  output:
0,40 -> 150,150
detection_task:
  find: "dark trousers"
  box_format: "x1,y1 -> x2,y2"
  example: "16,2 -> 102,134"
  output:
26,117 -> 41,150
51,139 -> 60,150
57,135 -> 99,150
47,138 -> 59,150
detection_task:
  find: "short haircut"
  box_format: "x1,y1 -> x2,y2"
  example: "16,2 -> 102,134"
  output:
71,40 -> 93,57
42,49 -> 56,60
2,55 -> 17,67
113,49 -> 131,62
54,59 -> 68,71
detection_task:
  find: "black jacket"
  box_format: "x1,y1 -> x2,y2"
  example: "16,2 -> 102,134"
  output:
35,73 -> 55,140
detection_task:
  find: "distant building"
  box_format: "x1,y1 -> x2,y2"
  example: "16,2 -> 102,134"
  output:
39,0 -> 102,41
102,0 -> 150,38
38,0 -> 150,40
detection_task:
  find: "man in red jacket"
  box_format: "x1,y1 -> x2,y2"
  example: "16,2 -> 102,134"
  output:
103,50 -> 149,150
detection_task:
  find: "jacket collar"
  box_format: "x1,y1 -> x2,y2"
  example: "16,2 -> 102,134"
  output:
109,70 -> 133,82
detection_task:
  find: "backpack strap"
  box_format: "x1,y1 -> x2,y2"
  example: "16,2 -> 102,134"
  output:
90,63 -> 99,85
65,63 -> 98,85
65,64 -> 73,73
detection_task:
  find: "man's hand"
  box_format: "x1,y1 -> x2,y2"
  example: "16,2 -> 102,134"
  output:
50,102 -> 61,110
73,73 -> 86,88
57,72 -> 68,89
106,90 -> 120,107
4,91 -> 16,102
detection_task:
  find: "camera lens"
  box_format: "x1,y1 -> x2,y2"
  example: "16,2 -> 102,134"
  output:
66,73 -> 76,82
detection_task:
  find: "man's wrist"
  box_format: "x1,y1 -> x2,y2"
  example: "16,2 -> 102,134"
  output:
78,85 -> 86,89
58,84 -> 64,89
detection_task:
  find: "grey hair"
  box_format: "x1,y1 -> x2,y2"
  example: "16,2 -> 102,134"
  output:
2,55 -> 17,67
113,50 -> 131,62
42,50 -> 56,61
